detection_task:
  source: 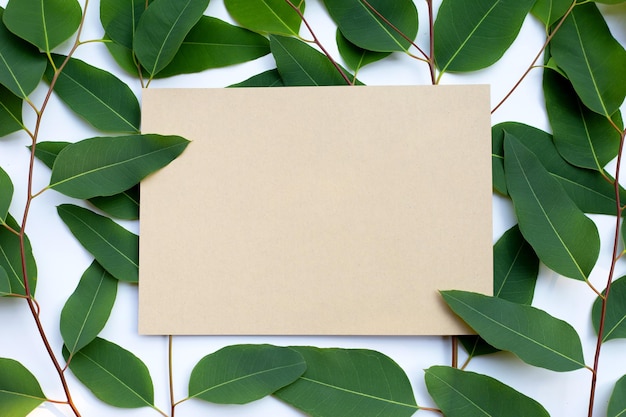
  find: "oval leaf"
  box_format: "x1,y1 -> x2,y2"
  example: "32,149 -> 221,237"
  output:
0,358 -> 46,417
425,366 -> 549,417
57,204 -> 138,283
65,338 -> 154,409
274,346 -> 418,417
0,166 -> 13,222
441,290 -> 586,371
531,0 -> 572,27
189,344 -> 306,404
89,186 -> 139,220
550,2 -> 626,117
225,0 -> 304,36
336,30 -> 390,72
49,134 -> 189,199
504,132 -> 600,280
608,375 -> 626,417
324,0 -> 418,52
434,0 -> 535,73
0,84 -> 22,137
592,275 -> 626,342
458,335 -> 500,358
61,261 -> 118,357
101,0 -> 152,49
0,214 -> 37,296
494,225 -> 539,304
133,0 -> 210,77
229,69 -> 284,87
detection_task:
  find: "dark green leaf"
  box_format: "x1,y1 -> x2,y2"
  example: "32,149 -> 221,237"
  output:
228,69 -> 284,87
89,186 -> 139,220
65,338 -> 154,408
224,0 -> 304,36
592,275 -> 626,342
189,344 -> 306,404
425,366 -> 549,417
45,55 -> 140,133
0,84 -> 22,136
155,16 -> 270,78
0,214 -> 37,296
0,266 -> 9,295
441,290 -> 586,371
0,167 -> 13,222
550,2 -> 626,116
504,132 -> 600,280
608,375 -> 626,417
336,30 -> 390,72
104,36 -> 146,77
31,141 -> 70,169
274,346 -> 418,417
531,0 -> 572,27
494,225 -> 539,304
324,0 -> 418,52
434,0 -> 535,73
49,134 -> 189,199
101,0 -> 152,49
133,0 -> 210,77
458,336 -> 500,358
57,205 -> 138,283
3,0 -> 81,52
0,358 -> 46,416
61,261 -> 118,357
0,8 -> 47,98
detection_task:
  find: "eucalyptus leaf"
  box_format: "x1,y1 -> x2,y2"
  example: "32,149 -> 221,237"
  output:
2,0 -> 82,52
504,132 -> 600,280
434,0 -> 535,74
61,261 -> 118,358
0,214 -> 37,296
550,2 -> 626,117
224,0 -> 305,36
65,337 -> 154,409
457,336 -> 500,358
0,84 -> 22,137
0,265 -> 10,295
336,30 -> 390,72
229,69 -> 284,87
274,346 -> 418,417
608,375 -> 626,417
531,0 -> 572,27
101,0 -> 152,49
0,358 -> 46,417
441,290 -> 586,371
133,0 -> 210,77
89,186 -> 139,220
31,141 -> 69,169
189,344 -> 306,404
49,134 -> 189,199
45,55 -> 140,133
105,36 -> 146,77
592,275 -> 626,342
324,0 -> 418,52
425,366 -> 549,417
0,166 -> 13,222
494,225 -> 539,304
57,204 -> 138,283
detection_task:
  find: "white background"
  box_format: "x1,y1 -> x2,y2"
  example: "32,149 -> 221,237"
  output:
1,1 -> 626,416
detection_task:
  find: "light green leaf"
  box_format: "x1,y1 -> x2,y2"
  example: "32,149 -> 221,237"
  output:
189,344 -> 306,404
65,338 -> 154,409
0,214 -> 37,296
0,84 -> 22,137
494,225 -> 539,304
224,0 -> 305,36
550,2 -> 626,116
336,30 -> 390,72
228,69 -> 285,87
0,358 -> 46,417
434,0 -> 535,74
324,0 -> 417,52
61,261 -> 118,358
592,276 -> 626,342
0,266 -> 10,296
155,16 -> 270,78
101,0 -> 152,49
133,0 -> 210,77
441,290 -> 586,371
0,8 -> 47,98
0,166 -> 13,222
45,55 -> 140,133
274,346 -> 418,417
425,366 -> 549,417
504,132 -> 600,280
89,186 -> 139,220
57,205 -> 138,283
531,0 -> 572,27
49,134 -> 189,199
608,375 -> 626,417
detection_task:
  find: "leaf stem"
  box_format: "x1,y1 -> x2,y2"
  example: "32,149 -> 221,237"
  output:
451,336 -> 458,368
169,335 -> 175,417
420,406 -> 443,414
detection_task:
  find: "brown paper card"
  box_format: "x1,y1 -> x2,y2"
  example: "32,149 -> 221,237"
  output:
139,85 -> 492,335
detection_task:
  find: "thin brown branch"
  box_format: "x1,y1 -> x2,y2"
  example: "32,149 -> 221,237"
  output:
426,0 -> 436,85
169,336 -> 175,417
451,336 -> 458,368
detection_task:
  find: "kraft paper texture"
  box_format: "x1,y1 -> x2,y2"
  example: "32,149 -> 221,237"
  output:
139,85 -> 492,335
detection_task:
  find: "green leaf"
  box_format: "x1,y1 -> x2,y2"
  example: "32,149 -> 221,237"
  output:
608,375 -> 626,417
458,336 -> 500,358
228,69 -> 285,87
57,205 -> 138,283
2,0 -> 81,53
224,0 -> 305,36
45,55 -> 140,133
441,290 -> 586,371
0,8 -> 47,98
0,166 -> 13,223
65,338 -> 154,409
324,0 -> 418,52
544,68 -> 622,172
49,134 -> 189,199
274,346 -> 418,417
425,366 -> 549,417
89,186 -> 139,220
592,275 -> 626,342
494,225 -> 539,304
133,0 -> 210,77
189,344 -> 306,404
336,30 -> 390,72
0,266 -> 9,295
0,214 -> 37,296
31,141 -> 69,169
270,35 -> 353,86
549,2 -> 626,117
504,132 -> 600,280
0,84 -> 22,136
434,0 -> 535,73
61,261 -> 118,358
0,358 -> 46,416
155,16 -> 270,78
101,0 -> 152,49
531,0 -> 572,27
104,36 -> 146,77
